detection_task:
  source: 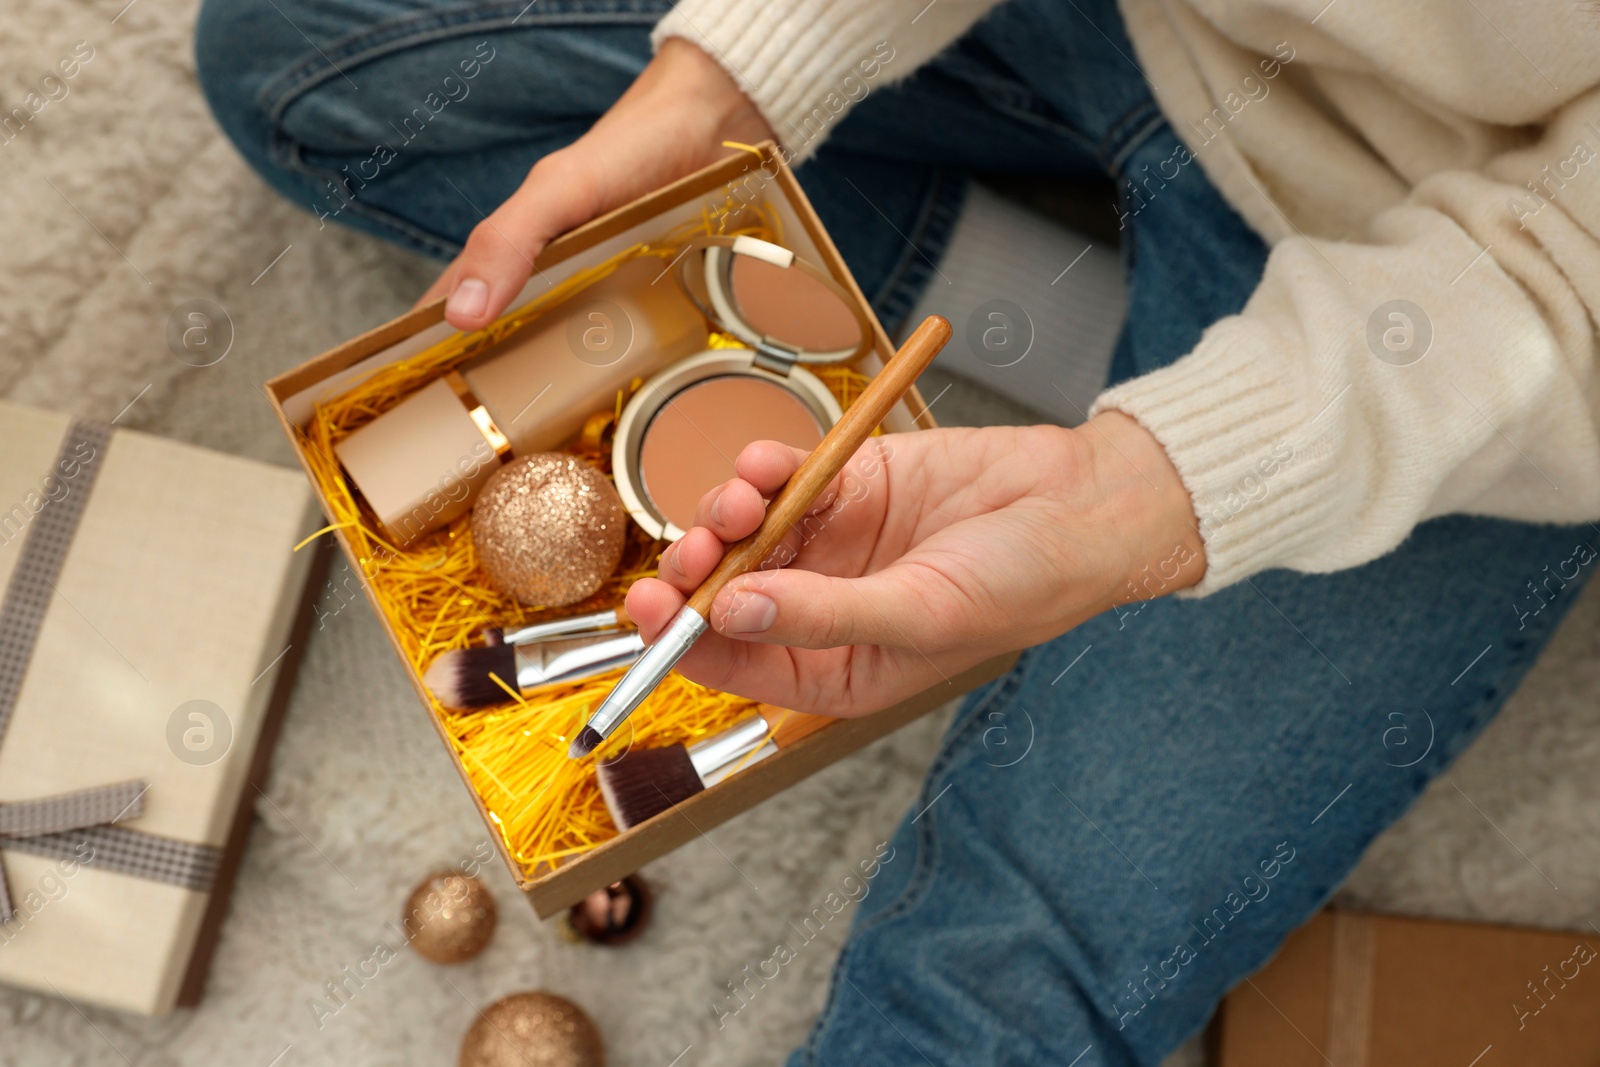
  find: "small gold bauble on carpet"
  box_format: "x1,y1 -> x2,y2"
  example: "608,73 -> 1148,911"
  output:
404,870 -> 498,965
471,453 -> 626,608
458,991 -> 604,1067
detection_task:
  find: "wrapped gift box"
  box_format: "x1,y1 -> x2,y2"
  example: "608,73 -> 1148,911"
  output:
266,143 -> 1018,916
1216,909 -> 1600,1065
0,403 -> 323,1015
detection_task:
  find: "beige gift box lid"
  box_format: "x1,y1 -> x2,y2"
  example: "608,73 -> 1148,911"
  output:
0,402 -> 318,1015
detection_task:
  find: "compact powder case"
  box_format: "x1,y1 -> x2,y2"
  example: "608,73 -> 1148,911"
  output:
612,235 -> 873,541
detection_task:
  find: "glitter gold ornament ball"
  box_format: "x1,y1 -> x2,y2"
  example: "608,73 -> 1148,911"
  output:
458,992 -> 604,1067
472,453 -> 626,607
405,871 -> 497,965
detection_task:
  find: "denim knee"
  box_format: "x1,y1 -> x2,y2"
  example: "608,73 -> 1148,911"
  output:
194,0 -> 303,191
193,0 -> 479,254
192,0 -> 661,255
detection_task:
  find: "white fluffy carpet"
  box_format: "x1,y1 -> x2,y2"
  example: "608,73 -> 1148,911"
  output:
2,2 -> 1599,1065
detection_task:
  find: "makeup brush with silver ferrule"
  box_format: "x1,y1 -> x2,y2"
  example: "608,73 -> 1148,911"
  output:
425,609 -> 642,710
596,706 -> 832,829
496,606 -> 630,645
569,314 -> 952,759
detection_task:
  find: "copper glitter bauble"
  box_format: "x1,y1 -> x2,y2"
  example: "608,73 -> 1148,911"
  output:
458,992 -> 604,1067
472,453 -> 626,607
405,871 -> 497,965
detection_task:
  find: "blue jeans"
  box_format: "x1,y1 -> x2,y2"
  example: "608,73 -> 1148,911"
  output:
196,1 -> 1594,1062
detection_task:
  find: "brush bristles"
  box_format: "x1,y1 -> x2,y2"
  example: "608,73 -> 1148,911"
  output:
568,726 -> 604,759
596,745 -> 704,830
423,645 -> 518,709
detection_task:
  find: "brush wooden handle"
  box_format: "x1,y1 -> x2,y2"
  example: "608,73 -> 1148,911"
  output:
758,704 -> 835,747
685,315 -> 951,618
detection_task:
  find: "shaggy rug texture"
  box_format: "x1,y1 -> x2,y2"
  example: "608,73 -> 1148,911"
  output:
2,2 -> 1598,1065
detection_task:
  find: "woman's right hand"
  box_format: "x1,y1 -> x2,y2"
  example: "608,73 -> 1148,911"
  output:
416,37 -> 774,331
624,414 -> 1208,716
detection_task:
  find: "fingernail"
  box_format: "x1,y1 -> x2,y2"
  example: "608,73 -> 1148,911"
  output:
447,278 -> 489,320
723,591 -> 776,634
710,489 -> 725,526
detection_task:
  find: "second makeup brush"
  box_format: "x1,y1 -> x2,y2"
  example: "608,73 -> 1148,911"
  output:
596,706 -> 833,829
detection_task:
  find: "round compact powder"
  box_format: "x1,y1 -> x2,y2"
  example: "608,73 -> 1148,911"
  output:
639,375 -> 825,533
729,255 -> 861,353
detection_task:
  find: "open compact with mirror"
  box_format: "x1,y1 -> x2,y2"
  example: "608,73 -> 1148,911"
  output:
265,144 -> 1015,917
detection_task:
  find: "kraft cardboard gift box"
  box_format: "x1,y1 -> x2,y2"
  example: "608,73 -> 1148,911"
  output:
1215,909 -> 1600,1066
264,143 -> 1018,917
0,404 -> 328,1015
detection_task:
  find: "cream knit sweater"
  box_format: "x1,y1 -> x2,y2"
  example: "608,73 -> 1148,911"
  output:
656,0 -> 1600,593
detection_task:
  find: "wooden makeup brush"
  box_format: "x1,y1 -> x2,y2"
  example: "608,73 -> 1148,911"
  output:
596,705 -> 833,829
569,314 -> 953,758
424,607 -> 638,710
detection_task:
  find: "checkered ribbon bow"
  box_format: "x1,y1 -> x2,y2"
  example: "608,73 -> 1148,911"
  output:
0,781 -> 223,927
0,777 -> 212,927
0,780 -> 147,921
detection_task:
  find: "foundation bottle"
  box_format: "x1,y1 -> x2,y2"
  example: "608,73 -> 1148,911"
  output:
335,257 -> 707,544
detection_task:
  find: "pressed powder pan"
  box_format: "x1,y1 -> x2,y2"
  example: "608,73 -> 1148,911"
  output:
725,254 -> 862,353
638,375 -> 825,533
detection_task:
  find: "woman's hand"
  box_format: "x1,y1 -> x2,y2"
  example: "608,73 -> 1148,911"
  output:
624,411 -> 1207,716
417,39 -> 772,331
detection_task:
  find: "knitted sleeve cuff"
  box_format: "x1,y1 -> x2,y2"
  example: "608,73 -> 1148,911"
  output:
1089,319 -> 1345,595
652,0 -> 992,162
